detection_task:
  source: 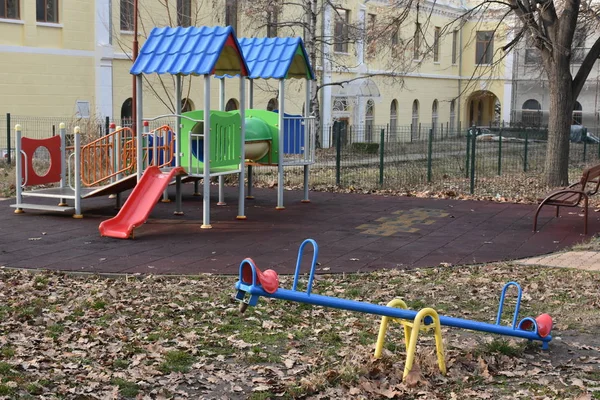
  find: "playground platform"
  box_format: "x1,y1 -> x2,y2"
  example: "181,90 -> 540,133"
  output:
0,185 -> 597,275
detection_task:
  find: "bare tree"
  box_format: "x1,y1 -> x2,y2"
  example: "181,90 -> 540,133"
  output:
243,0 -> 422,147
503,0 -> 600,186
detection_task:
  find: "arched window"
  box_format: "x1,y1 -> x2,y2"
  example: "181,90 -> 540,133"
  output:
390,100 -> 398,141
181,98 -> 194,113
225,98 -> 239,111
573,101 -> 583,125
522,99 -> 541,126
267,98 -> 278,111
121,98 -> 132,127
432,99 -> 439,135
365,99 -> 375,142
450,100 -> 456,134
411,100 -> 419,138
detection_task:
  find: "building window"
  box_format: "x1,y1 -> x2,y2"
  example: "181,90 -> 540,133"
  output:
334,8 -> 349,53
181,98 -> 194,113
37,0 -> 59,23
177,0 -> 191,27
390,100 -> 398,141
432,100 -> 439,134
120,0 -> 134,31
411,100 -> 419,137
225,98 -> 239,111
121,98 -> 133,126
522,99 -> 541,126
451,30 -> 458,64
450,100 -> 456,133
476,31 -> 494,64
433,27 -> 441,63
366,13 -> 376,57
365,100 -> 374,142
524,48 -> 541,64
573,101 -> 583,125
267,98 -> 278,111
572,28 -> 586,63
225,0 -> 237,33
267,1 -> 279,37
1,0 -> 19,19
413,23 -> 422,60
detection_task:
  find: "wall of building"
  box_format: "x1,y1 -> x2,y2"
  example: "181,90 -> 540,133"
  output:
0,0 -> 96,118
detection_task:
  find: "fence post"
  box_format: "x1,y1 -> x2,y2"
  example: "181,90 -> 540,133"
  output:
583,128 -> 587,163
523,129 -> 529,172
465,126 -> 472,178
498,121 -> 503,176
335,123 -> 341,186
470,128 -> 478,194
427,128 -> 433,183
6,113 -> 10,165
379,128 -> 385,186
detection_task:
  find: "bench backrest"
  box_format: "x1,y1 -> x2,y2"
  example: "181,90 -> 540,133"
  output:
580,164 -> 600,195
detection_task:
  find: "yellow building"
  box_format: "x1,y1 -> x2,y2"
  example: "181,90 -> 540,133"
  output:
0,0 -> 509,146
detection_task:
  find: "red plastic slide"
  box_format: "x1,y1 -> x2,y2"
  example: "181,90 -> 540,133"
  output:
99,166 -> 185,239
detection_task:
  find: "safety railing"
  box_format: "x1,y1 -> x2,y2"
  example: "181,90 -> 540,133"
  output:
79,125 -> 136,187
141,124 -> 176,170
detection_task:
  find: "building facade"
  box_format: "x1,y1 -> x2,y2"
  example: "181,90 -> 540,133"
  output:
510,38 -> 600,133
0,0 -> 510,146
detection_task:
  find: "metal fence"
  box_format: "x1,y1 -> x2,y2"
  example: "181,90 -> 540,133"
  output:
3,115 -> 600,196
250,123 -> 600,195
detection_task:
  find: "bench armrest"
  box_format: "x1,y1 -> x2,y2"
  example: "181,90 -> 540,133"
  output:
540,188 -> 588,205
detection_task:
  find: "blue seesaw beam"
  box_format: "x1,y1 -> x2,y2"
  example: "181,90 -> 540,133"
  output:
235,239 -> 552,349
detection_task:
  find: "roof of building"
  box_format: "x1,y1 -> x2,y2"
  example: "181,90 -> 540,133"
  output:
238,37 -> 315,80
130,26 -> 248,77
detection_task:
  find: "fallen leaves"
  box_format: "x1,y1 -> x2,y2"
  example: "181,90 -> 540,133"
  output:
0,265 -> 598,398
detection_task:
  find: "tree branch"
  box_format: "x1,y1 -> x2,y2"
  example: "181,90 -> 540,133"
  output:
572,36 -> 600,100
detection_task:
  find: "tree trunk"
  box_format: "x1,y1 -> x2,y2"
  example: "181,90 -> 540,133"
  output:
544,65 -> 573,187
307,0 -> 321,148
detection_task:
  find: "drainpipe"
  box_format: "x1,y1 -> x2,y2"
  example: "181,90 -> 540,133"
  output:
457,11 -> 465,130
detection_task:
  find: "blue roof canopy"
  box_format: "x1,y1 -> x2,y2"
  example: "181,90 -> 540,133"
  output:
236,37 -> 315,80
130,26 -> 249,77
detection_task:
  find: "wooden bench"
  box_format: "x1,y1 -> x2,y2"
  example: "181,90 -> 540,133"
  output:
533,164 -> 600,234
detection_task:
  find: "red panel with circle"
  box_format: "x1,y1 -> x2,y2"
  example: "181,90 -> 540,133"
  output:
20,136 -> 62,186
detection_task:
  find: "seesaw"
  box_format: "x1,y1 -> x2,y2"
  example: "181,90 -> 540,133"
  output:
234,239 -> 553,378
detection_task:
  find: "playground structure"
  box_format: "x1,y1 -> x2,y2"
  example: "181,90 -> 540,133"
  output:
11,122 -> 174,216
235,239 -> 554,379
12,26 -> 316,238
109,27 -> 317,236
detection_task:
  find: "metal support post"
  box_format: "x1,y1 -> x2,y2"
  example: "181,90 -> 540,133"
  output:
58,123 -> 67,206
276,79 -> 285,210
135,74 -> 143,181
73,127 -> 83,218
6,113 -> 11,165
14,124 -> 23,213
237,76 -> 247,219
218,78 -> 226,206
202,75 -> 212,229
175,74 -> 183,214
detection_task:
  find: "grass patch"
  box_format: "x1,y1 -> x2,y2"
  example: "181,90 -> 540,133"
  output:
112,358 -> 129,370
480,339 -> 523,357
0,362 -> 13,375
46,323 -> 65,340
158,350 -> 195,374
111,378 -> 140,398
